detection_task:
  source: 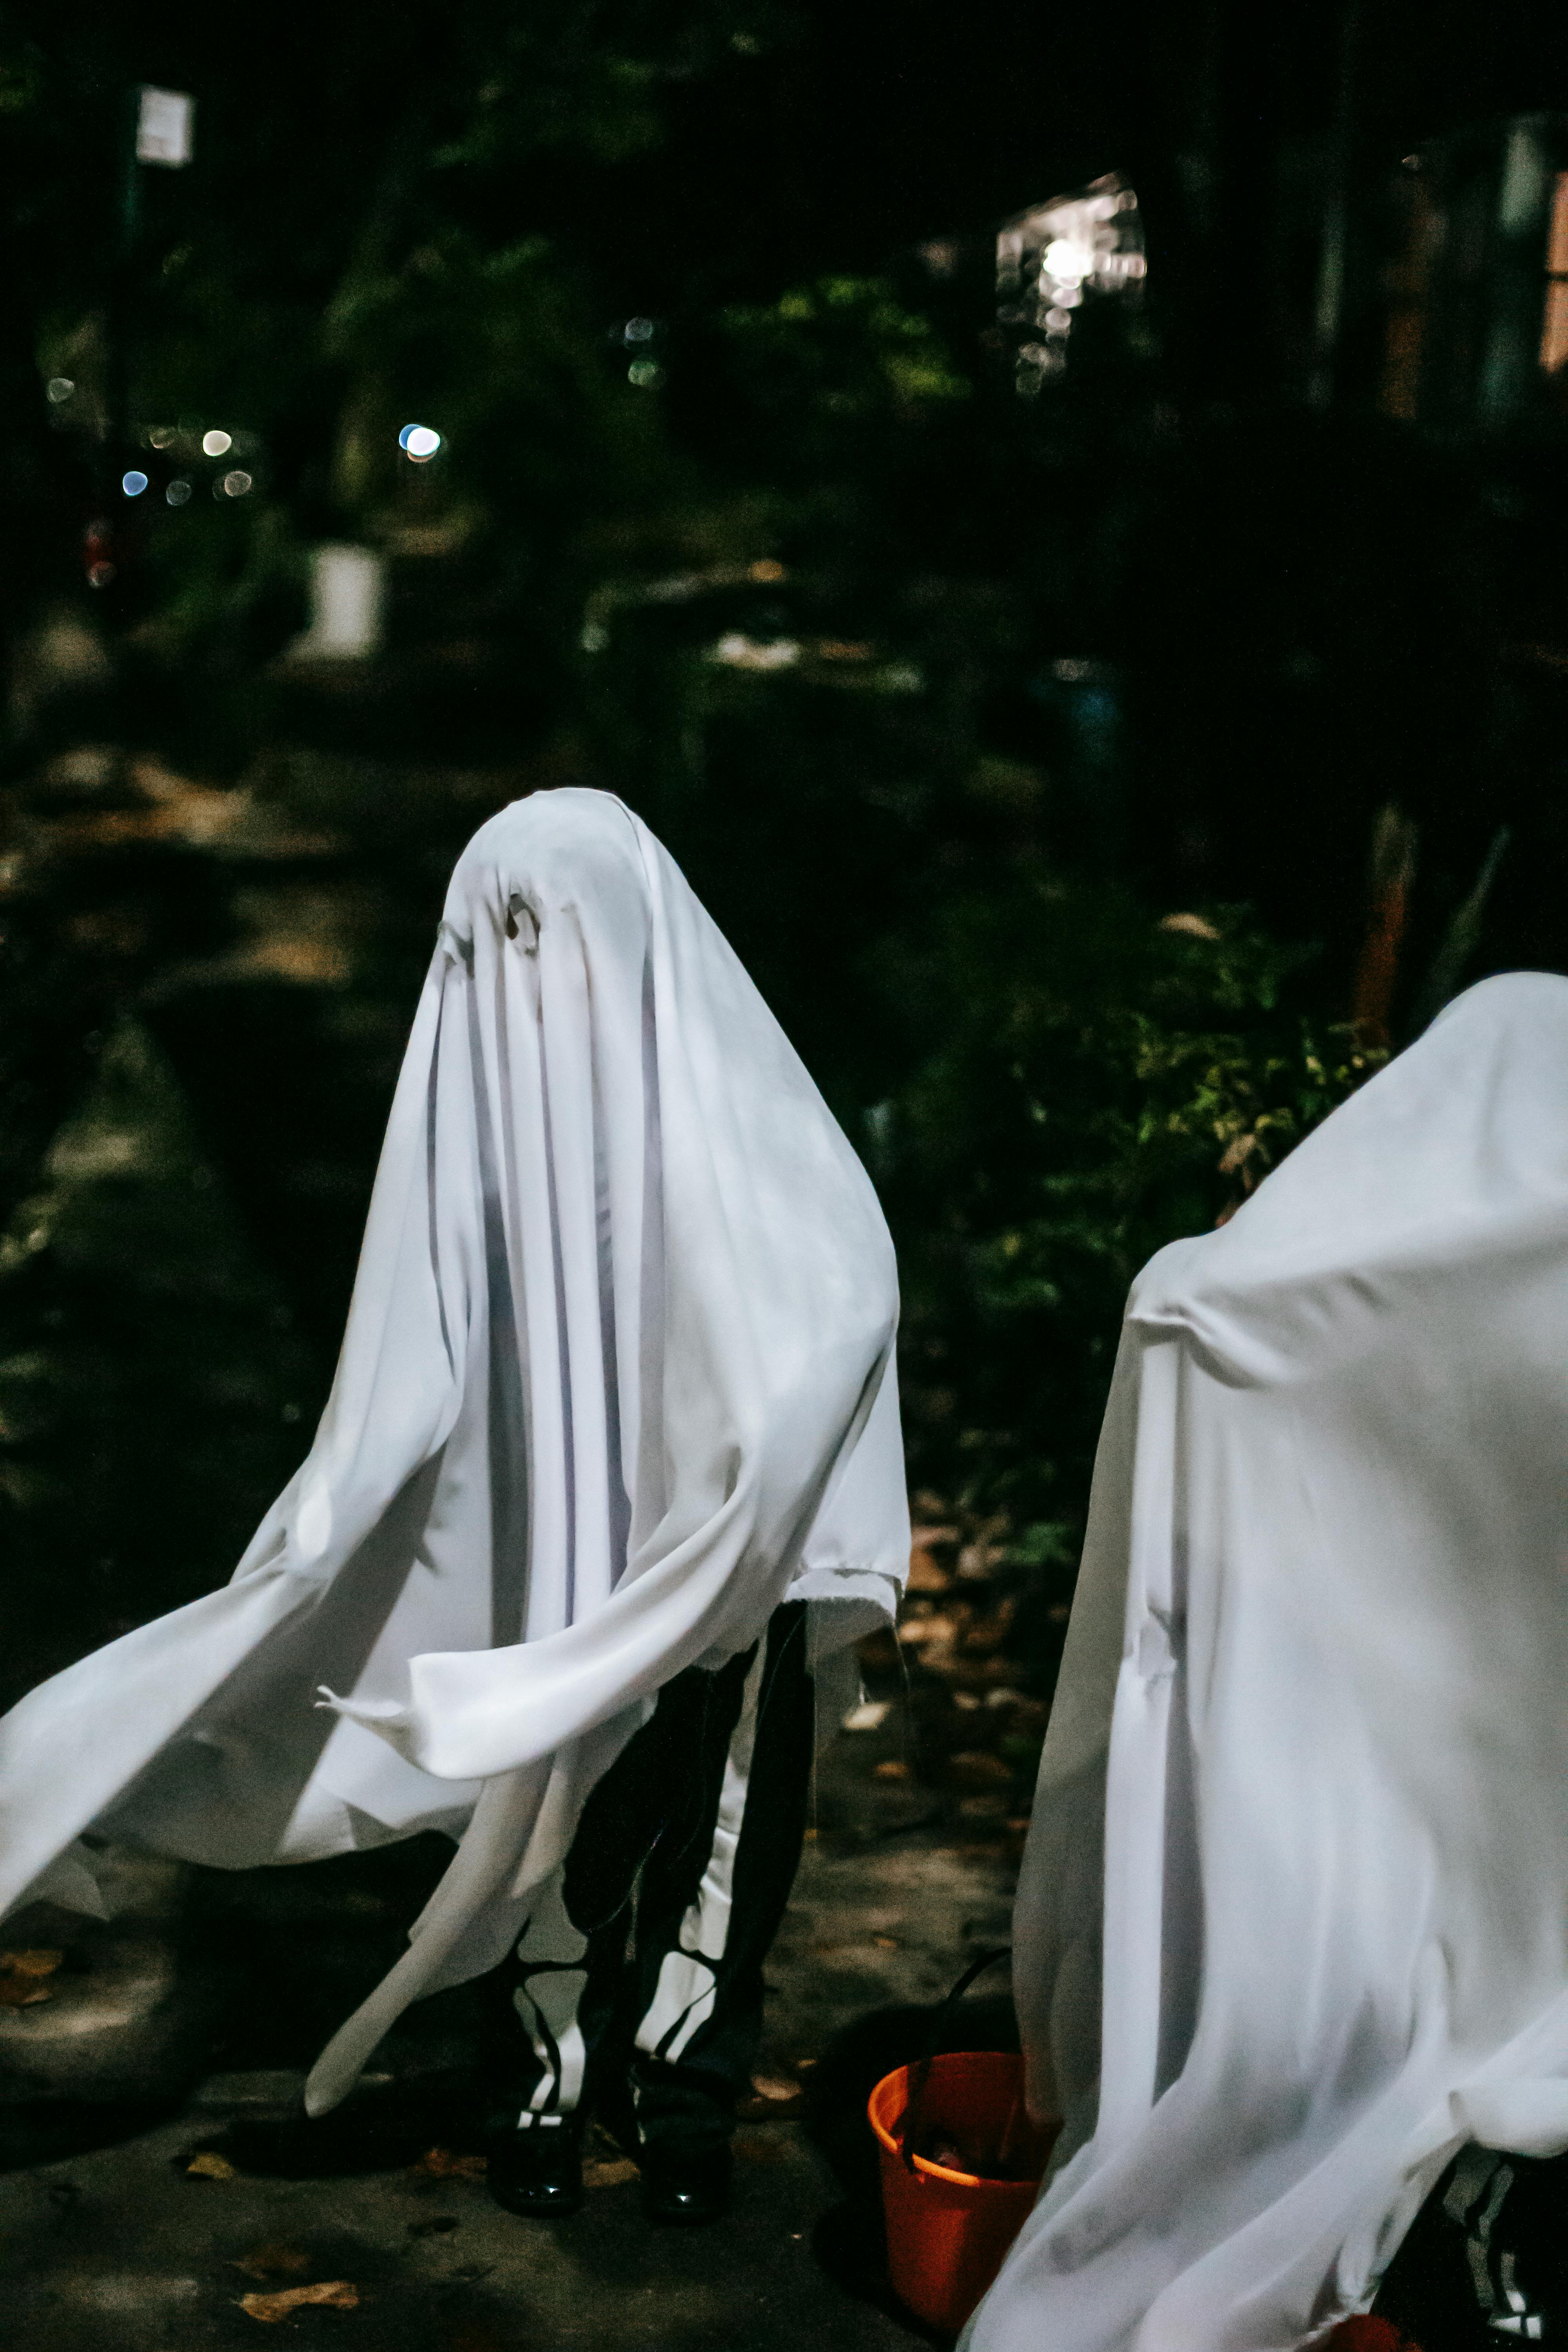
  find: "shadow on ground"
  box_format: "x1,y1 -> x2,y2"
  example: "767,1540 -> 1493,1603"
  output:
0,1689 -> 1025,2350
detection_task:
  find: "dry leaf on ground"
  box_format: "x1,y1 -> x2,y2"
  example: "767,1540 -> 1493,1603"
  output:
907,1548 -> 952,1594
0,1949 -> 64,2008
736,2071 -> 805,2120
186,2151 -> 239,2181
231,2245 -> 310,2280
239,2279 -> 359,2322
873,1759 -> 911,1781
898,1615 -> 955,1648
582,2157 -> 639,2187
414,2148 -> 487,2180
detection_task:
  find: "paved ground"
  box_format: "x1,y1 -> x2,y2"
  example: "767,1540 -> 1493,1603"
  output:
0,1687 -> 1022,2351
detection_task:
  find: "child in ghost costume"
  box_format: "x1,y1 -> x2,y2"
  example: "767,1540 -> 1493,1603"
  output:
0,788 -> 909,2225
965,971 -> 1568,2352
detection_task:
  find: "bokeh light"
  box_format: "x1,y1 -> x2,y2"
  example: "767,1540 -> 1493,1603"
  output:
166,479 -> 192,507
122,471 -> 149,498
202,428 -> 233,457
399,424 -> 442,461
221,470 -> 254,497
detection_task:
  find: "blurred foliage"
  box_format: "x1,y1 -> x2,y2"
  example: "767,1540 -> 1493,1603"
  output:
0,1015 -> 311,1708
881,880 -> 1383,1661
0,0 -> 1497,1711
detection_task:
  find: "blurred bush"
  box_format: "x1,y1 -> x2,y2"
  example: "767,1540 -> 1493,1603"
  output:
879,880 -> 1381,1686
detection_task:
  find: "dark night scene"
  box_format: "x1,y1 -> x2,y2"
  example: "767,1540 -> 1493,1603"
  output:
4,5 -> 1568,2349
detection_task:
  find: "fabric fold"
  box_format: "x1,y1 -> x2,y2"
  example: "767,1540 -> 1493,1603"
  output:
971,973 -> 1568,2352
0,788 -> 909,2107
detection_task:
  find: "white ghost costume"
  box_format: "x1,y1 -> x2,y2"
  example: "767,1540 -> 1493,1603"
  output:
0,788 -> 908,2116
967,970 -> 1568,2352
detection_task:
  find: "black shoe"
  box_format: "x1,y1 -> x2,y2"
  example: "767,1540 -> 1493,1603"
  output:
639,2140 -> 732,2228
487,2114 -> 583,2220
1374,2142 -> 1568,2352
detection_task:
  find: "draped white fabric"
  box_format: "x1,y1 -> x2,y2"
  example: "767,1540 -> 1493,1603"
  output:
969,972 -> 1568,2352
0,788 -> 908,2113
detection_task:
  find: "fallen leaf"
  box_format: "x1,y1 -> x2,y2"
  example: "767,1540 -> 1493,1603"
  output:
414,2147 -> 487,2180
736,2070 -> 806,2120
240,2279 -> 359,2323
186,2151 -> 239,2181
873,1759 -> 911,1782
840,1698 -> 891,1734
582,2156 -> 639,2187
949,1750 -> 1011,1789
0,1949 -> 64,2008
232,2245 -> 310,2280
907,1548 -> 951,1594
872,1935 -> 899,1950
898,1614 -> 955,1647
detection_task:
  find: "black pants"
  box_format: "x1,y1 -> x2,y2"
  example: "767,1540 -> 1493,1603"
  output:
483,1602 -> 815,2153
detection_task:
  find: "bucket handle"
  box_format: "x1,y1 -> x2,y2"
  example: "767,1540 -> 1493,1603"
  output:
897,1945 -> 1011,2175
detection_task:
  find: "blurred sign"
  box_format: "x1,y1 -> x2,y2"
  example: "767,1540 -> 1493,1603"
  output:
136,87 -> 194,168
291,546 -> 386,661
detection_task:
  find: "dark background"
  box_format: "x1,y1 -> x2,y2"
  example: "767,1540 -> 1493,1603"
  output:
5,0 -> 1568,1706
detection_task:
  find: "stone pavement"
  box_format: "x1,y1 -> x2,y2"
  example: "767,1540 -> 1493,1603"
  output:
0,1691 -> 1022,2351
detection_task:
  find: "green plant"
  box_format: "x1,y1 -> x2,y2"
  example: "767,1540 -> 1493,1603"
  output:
881,876 -> 1381,1682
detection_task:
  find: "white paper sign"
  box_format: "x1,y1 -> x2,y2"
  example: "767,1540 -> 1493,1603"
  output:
295,546 -> 386,661
136,87 -> 194,168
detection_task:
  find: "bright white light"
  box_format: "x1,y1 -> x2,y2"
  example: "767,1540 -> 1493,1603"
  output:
122,471 -> 149,497
136,85 -> 194,168
202,428 -> 232,457
708,633 -> 800,672
997,172 -> 1145,393
1043,239 -> 1093,285
399,424 -> 441,460
222,470 -> 254,497
46,377 -> 74,405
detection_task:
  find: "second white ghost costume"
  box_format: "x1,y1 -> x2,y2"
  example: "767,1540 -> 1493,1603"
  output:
0,787 -> 908,2116
967,971 -> 1568,2352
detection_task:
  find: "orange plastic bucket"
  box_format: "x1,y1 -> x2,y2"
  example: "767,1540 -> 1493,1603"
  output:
867,2050 -> 1055,2335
